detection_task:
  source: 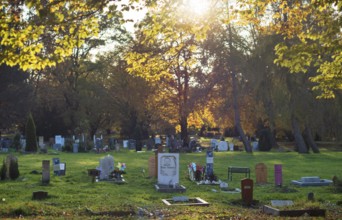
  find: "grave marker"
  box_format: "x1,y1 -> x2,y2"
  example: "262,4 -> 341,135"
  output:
241,178 -> 253,206
42,160 -> 50,184
32,191 -> 48,200
206,149 -> 214,178
155,153 -> 186,192
98,155 -> 114,180
52,158 -> 60,176
148,156 -> 156,177
255,163 -> 267,184
274,164 -> 282,187
217,140 -> 228,151
158,153 -> 178,185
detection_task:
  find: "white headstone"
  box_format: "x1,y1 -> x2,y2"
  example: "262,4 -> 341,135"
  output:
229,143 -> 234,151
155,136 -> 161,145
210,139 -> 218,149
38,136 -> 44,148
55,135 -> 65,146
218,141 -> 228,151
158,153 -> 179,185
98,155 -> 115,180
123,140 -> 128,148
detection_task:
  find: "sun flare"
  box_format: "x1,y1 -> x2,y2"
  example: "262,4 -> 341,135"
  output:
185,0 -> 211,15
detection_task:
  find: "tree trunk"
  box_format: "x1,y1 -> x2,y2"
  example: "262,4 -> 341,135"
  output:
180,115 -> 188,146
303,125 -> 320,153
291,115 -> 308,153
232,72 -> 252,152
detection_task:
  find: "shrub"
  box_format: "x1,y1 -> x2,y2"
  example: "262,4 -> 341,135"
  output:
25,113 -> 38,152
12,133 -> 21,151
0,159 -> 6,180
8,156 -> 19,180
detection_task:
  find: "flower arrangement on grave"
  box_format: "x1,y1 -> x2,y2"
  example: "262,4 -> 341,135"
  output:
111,162 -> 126,180
188,162 -> 204,182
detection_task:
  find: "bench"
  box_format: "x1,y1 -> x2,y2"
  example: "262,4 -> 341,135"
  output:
228,166 -> 250,181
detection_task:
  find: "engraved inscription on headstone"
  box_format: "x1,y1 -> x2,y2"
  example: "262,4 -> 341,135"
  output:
158,153 -> 179,185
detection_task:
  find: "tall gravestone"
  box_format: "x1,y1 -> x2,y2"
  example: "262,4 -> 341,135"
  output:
148,156 -> 156,177
206,149 -> 214,178
52,158 -> 60,176
255,163 -> 267,184
42,160 -> 50,184
157,153 -> 179,185
241,178 -> 253,206
98,155 -> 114,180
274,164 -> 282,186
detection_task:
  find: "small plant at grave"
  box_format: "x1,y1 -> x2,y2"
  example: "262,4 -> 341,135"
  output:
25,113 -> 38,152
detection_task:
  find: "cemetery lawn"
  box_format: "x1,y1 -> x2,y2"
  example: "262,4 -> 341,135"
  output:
0,149 -> 341,219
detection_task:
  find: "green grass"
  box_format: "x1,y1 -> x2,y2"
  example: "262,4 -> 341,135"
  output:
0,148 -> 341,219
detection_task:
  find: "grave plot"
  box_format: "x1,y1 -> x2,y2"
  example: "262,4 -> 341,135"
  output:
291,176 -> 333,186
155,153 -> 186,193
195,149 -> 220,185
162,196 -> 209,206
88,155 -> 127,184
263,200 -> 326,217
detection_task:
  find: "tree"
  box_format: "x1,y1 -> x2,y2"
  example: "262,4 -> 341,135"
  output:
126,0 -> 215,145
25,113 -> 38,152
0,64 -> 34,129
0,0 -> 135,71
239,0 -> 342,98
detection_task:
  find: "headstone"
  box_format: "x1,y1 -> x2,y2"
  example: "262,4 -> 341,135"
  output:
210,139 -> 218,150
73,143 -> 79,153
148,156 -> 156,177
271,200 -> 294,207
98,155 -> 114,180
252,141 -> 258,151
95,138 -> 102,151
123,140 -> 128,148
32,191 -> 48,200
274,164 -> 282,187
59,163 -> 66,176
155,136 -> 162,146
42,160 -> 50,184
52,158 -> 60,175
127,139 -> 135,150
20,138 -> 26,151
157,153 -> 179,186
206,149 -> 214,177
38,136 -> 45,148
241,178 -> 253,206
229,143 -> 234,151
217,140 -> 228,151
4,155 -> 19,180
55,135 -> 63,146
255,163 -> 267,184
291,176 -> 333,186
301,176 -> 321,183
